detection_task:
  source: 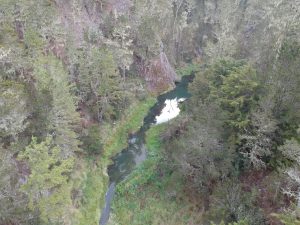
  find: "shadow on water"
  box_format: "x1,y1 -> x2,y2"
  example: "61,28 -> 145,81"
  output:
99,75 -> 194,225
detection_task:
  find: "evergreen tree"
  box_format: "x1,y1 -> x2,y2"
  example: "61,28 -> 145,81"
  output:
77,47 -> 123,121
18,136 -> 74,224
33,55 -> 81,156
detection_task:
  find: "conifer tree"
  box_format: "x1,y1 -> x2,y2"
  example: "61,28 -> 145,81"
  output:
18,136 -> 74,224
33,55 -> 81,156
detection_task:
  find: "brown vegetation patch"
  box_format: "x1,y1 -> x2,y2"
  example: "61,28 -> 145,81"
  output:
137,52 -> 177,93
240,170 -> 289,225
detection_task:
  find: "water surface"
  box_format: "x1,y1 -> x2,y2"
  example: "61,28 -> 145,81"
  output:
99,75 -> 193,225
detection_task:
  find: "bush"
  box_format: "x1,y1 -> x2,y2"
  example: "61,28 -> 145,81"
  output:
81,125 -> 103,155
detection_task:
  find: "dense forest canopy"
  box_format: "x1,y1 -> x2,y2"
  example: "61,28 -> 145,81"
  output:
0,0 -> 300,225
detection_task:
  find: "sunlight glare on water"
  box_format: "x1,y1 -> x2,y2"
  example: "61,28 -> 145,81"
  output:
155,98 -> 186,124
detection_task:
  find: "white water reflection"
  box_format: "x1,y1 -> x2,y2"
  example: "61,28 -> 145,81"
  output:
133,144 -> 147,164
155,98 -> 186,124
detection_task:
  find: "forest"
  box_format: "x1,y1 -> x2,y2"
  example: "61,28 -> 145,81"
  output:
0,0 -> 300,225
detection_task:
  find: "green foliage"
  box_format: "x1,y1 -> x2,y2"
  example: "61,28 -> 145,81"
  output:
188,60 -> 259,126
273,206 -> 300,225
272,40 -> 300,125
33,55 -> 81,155
168,60 -> 260,191
176,63 -> 200,77
81,125 -> 103,155
18,136 -> 74,224
78,163 -> 107,225
279,138 -> 300,164
103,97 -> 156,158
229,221 -> 249,225
199,60 -> 260,130
0,80 -> 30,139
0,145 -> 34,225
112,124 -> 203,225
77,47 -> 125,121
204,60 -> 245,88
116,124 -> 165,193
165,114 -> 233,193
263,39 -> 300,167
77,97 -> 156,224
0,1 -> 299,224
23,28 -> 45,56
186,59 -> 269,169
217,65 -> 259,129
211,220 -> 249,225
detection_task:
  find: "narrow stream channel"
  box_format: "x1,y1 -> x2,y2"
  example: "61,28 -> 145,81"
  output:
99,75 -> 193,225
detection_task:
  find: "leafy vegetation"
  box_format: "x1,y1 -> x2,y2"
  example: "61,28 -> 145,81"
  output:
18,137 -> 74,224
75,97 -> 157,225
0,0 -> 300,224
111,40 -> 300,225
103,97 -> 156,158
81,125 -> 103,155
111,124 -> 203,225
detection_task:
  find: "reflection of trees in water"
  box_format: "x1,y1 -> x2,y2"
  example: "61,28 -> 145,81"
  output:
108,136 -> 144,183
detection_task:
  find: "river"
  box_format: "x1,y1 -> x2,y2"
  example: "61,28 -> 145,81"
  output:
99,75 -> 193,225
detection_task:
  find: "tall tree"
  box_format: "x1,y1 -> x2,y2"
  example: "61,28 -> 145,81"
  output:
33,55 -> 81,156
18,136 -> 74,224
77,47 -> 123,121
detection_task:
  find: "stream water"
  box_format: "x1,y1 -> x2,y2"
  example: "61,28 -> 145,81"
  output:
99,75 -> 193,225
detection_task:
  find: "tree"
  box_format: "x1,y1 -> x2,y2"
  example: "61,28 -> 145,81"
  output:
77,47 -> 124,121
80,125 -> 103,155
271,40 -> 300,124
167,60 -> 259,192
165,101 -> 233,200
110,22 -> 134,75
0,80 -> 30,139
211,180 -> 265,225
279,137 -> 300,205
0,144 -> 34,225
189,60 -> 260,130
238,40 -> 300,169
188,60 -> 264,168
33,55 -> 81,156
210,64 -> 260,130
18,136 -> 74,224
239,97 -> 278,169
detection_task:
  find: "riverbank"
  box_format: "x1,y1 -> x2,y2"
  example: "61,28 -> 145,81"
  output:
76,97 -> 156,225
108,122 -> 203,225
98,73 -> 194,224
102,97 -> 156,160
